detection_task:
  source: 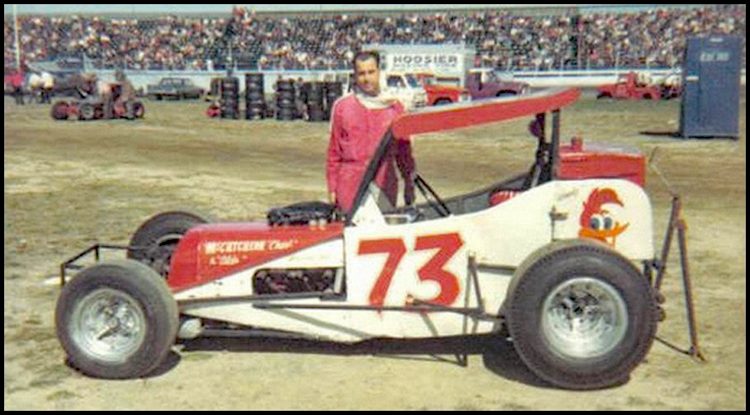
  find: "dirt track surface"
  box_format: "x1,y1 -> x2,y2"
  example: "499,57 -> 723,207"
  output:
4,93 -> 746,409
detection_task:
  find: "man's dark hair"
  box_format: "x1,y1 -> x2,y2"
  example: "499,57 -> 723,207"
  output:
352,50 -> 380,70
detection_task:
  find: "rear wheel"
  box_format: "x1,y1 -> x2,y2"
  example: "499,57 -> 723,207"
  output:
55,259 -> 178,379
79,103 -> 96,121
127,211 -> 212,278
504,240 -> 658,390
132,101 -> 145,118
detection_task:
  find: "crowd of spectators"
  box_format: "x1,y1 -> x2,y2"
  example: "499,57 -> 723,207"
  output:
4,5 -> 745,72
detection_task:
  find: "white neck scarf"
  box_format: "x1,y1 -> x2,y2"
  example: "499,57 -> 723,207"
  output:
353,86 -> 399,110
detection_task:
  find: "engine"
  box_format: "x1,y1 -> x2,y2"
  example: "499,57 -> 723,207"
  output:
252,268 -> 341,295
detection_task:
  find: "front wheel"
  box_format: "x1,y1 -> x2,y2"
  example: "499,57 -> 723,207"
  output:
55,259 -> 178,379
504,240 -> 658,390
51,101 -> 70,120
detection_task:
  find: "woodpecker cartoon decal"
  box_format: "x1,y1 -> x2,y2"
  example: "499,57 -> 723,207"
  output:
578,188 -> 629,247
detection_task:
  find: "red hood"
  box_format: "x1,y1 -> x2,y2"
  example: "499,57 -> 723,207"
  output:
168,221 -> 344,292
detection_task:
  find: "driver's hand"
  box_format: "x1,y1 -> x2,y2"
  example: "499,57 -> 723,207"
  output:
403,170 -> 416,206
404,181 -> 415,206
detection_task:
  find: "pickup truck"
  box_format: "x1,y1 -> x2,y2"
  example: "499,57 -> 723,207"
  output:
465,69 -> 529,100
147,77 -> 204,100
596,72 -> 661,100
381,73 -> 428,110
412,73 -> 469,106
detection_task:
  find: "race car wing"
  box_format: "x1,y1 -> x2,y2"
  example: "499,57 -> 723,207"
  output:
391,87 -> 581,138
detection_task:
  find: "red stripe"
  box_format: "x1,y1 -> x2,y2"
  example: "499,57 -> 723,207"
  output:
168,222 -> 344,293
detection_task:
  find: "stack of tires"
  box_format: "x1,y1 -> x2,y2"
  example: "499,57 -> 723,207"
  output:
220,76 -> 239,119
324,81 -> 343,120
275,79 -> 296,121
306,82 -> 326,122
245,73 -> 265,120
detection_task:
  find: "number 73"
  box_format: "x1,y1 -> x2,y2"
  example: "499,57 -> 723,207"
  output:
357,233 -> 464,307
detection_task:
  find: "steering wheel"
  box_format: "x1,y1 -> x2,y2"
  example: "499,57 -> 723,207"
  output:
414,174 -> 451,217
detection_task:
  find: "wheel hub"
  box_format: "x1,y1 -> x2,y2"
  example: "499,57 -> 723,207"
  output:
71,288 -> 146,363
541,277 -> 628,361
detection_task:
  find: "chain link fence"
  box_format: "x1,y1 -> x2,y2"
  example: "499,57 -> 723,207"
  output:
4,4 -> 746,73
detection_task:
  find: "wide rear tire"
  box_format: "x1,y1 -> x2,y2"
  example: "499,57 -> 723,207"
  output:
127,211 -> 211,278
55,259 -> 178,379
505,239 -> 658,390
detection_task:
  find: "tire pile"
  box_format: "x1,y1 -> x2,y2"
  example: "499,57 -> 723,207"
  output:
275,79 -> 296,121
305,82 -> 326,122
324,81 -> 343,120
209,76 -> 344,123
220,76 -> 239,119
245,73 -> 266,120
286,80 -> 343,122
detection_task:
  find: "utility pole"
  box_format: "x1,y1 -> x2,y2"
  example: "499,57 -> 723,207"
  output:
14,4 -> 21,69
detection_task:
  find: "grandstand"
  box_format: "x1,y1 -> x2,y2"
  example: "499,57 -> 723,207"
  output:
4,4 -> 745,75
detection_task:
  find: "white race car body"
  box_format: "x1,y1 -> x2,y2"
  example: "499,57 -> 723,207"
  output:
174,178 -> 652,342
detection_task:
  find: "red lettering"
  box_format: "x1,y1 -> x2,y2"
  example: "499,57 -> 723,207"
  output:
358,239 -> 406,307
414,233 -> 463,306
358,233 -> 463,308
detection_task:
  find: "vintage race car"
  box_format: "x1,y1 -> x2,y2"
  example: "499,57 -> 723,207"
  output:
51,83 -> 145,121
55,87 -> 701,390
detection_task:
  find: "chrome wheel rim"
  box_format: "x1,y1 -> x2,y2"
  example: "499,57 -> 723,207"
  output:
541,277 -> 628,361
70,288 -> 146,363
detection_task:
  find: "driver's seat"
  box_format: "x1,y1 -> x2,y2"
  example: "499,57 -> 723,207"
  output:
267,201 -> 341,226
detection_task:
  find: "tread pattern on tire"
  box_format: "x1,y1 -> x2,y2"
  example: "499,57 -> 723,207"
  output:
55,259 -> 178,379
505,239 -> 658,390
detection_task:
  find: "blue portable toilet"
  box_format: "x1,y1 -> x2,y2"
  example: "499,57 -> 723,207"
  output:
679,35 -> 742,139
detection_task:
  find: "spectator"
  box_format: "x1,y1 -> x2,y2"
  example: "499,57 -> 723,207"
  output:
3,5 -> 745,71
40,71 -> 54,103
8,68 -> 25,105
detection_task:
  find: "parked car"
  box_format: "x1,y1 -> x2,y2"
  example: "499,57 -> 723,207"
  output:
147,77 -> 204,100
203,77 -> 223,102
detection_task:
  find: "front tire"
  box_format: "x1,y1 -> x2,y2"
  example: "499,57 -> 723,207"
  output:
51,101 -> 69,120
505,240 -> 658,390
55,259 -> 178,379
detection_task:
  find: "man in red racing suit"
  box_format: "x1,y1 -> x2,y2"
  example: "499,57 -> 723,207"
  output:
326,51 -> 415,214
